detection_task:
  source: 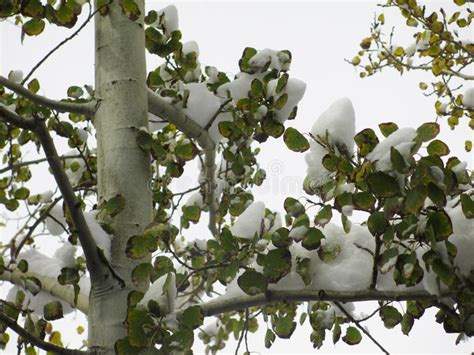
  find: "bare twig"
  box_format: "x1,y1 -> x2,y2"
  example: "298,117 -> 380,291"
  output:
0,154 -> 81,174
334,302 -> 390,355
0,310 -> 87,354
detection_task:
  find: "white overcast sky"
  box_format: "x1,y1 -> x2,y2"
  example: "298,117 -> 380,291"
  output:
1,1 -> 473,354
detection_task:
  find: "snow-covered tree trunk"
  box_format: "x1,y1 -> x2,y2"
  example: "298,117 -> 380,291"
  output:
89,0 -> 151,352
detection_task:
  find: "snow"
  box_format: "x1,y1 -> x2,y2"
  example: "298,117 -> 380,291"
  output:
208,112 -> 232,143
267,78 -> 306,123
461,87 -> 474,109
185,191 -> 205,208
45,204 -> 66,236
53,243 -> 77,268
157,5 -> 179,35
217,72 -> 266,102
183,82 -> 221,128
310,97 -> 356,153
83,210 -> 112,261
182,41 -> 199,56
445,203 -> 474,278
248,49 -> 291,72
39,190 -> 53,203
366,127 -> 417,171
139,273 -> 177,315
289,225 -> 308,241
308,224 -> 374,291
8,70 -> 23,83
230,201 -> 265,239
305,98 -> 356,188
404,42 -> 416,57
263,212 -> 282,234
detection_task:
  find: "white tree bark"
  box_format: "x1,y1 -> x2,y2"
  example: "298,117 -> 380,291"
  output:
89,0 -> 151,352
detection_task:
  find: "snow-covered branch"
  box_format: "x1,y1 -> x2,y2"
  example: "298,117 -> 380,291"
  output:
197,289 -> 454,318
0,310 -> 87,354
0,269 -> 88,314
147,88 -> 214,150
0,104 -> 36,130
0,76 -> 96,116
147,89 -> 219,235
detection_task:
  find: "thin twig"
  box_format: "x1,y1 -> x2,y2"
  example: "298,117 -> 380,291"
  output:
334,302 -> 390,355
0,311 -> 87,354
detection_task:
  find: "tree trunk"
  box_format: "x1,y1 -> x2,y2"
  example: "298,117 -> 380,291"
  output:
89,0 -> 151,352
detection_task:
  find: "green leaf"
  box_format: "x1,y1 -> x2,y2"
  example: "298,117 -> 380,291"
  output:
264,248 -> 292,278
274,316 -> 296,339
432,258 -> 455,287
43,301 -> 63,321
427,139 -> 450,156
401,313 -> 414,335
284,197 -> 305,217
332,319 -> 341,344
390,147 -> 409,173
105,194 -> 126,217
403,185 -> 427,214
239,47 -> 258,73
21,0 -> 45,18
262,117 -> 284,138
125,308 -> 154,347
460,194 -> 474,219
367,172 -> 400,198
125,235 -> 157,259
182,205 -> 201,223
417,122 -> 440,142
342,326 -> 362,345
315,205 -> 332,226
119,0 -> 141,21
380,306 -> 402,329
136,130 -> 153,151
352,192 -> 376,211
265,329 -> 276,348
67,86 -> 84,99
302,228 -> 325,250
427,183 -> 446,207
22,18 -> 45,36
17,260 -> 28,273
427,210 -> 453,240
367,211 -> 388,236
283,127 -> 309,152
131,263 -> 153,286
322,153 -> 341,172
97,0 -> 110,16
237,269 -> 267,295
57,267 -> 80,285
271,228 -> 292,248
378,122 -> 399,137
181,306 -> 204,329
318,243 -> 341,263
295,258 -> 311,285
27,79 -> 40,93
354,128 -> 379,156
274,93 -> 288,110
175,143 -> 196,161
251,79 -> 264,97
276,74 -> 289,94
14,187 -> 30,200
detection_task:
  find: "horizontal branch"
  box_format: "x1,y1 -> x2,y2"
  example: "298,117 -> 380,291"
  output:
197,289 -> 454,318
0,311 -> 87,354
0,76 -> 96,115
0,154 -> 81,175
147,89 -> 214,150
0,269 -> 89,314
0,104 -> 35,130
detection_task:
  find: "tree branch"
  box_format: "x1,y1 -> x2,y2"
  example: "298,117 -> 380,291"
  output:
196,289 -> 455,318
0,154 -> 81,175
147,89 -> 214,150
0,105 -> 35,130
34,121 -> 110,284
204,148 -> 219,236
147,89 -> 220,235
0,269 -> 89,314
334,302 -> 389,355
0,76 -> 96,116
0,310 -> 87,354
